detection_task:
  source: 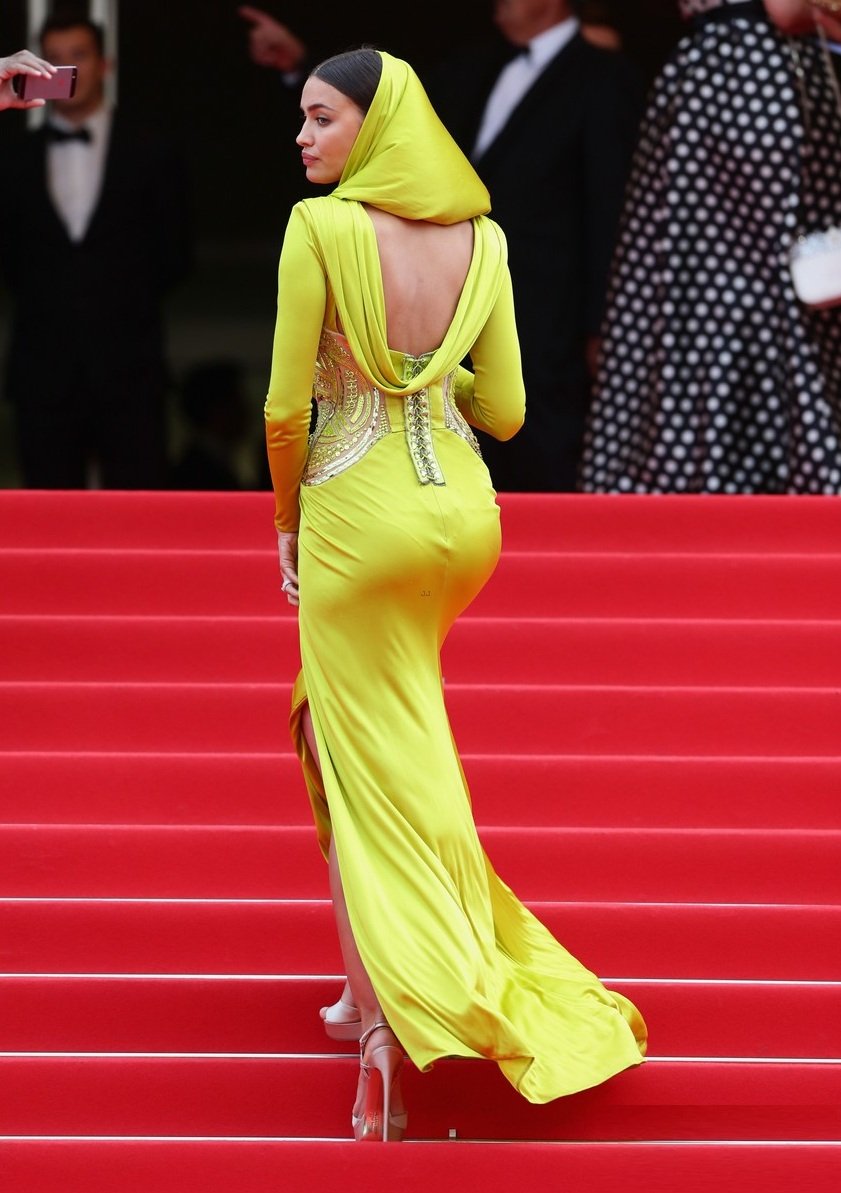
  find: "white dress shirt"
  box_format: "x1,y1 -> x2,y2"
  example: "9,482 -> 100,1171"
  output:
472,17 -> 580,160
46,105 -> 112,243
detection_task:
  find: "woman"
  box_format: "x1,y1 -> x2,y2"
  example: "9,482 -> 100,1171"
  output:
264,48 -> 647,1143
580,0 -> 841,493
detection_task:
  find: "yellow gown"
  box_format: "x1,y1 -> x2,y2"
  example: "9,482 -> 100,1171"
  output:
265,52 -> 646,1104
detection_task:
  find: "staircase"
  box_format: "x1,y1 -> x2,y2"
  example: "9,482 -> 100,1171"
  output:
1,490 -> 839,1191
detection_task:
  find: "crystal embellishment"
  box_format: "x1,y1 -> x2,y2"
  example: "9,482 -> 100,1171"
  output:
303,329 -> 481,487
303,331 -> 391,486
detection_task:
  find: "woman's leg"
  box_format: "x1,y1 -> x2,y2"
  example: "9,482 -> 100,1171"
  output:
328,834 -> 383,1029
301,703 -> 406,1131
301,705 -> 389,1032
298,701 -> 374,1021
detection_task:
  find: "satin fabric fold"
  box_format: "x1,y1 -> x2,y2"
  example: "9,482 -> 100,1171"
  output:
294,199 -> 508,394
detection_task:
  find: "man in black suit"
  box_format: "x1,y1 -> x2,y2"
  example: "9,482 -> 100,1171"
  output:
427,0 -> 643,490
0,13 -> 191,489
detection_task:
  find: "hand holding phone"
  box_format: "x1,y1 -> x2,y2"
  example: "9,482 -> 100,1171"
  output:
12,64 -> 77,102
0,49 -> 63,111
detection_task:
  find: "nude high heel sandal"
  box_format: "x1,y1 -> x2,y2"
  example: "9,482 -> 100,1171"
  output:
352,1021 -> 408,1143
320,994 -> 362,1041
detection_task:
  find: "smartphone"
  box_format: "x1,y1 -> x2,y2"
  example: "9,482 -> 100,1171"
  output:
12,65 -> 77,101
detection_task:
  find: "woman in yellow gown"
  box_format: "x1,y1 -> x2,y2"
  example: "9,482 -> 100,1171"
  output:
264,48 -> 646,1142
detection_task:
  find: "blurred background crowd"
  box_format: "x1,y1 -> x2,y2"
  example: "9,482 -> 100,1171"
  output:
1,0 -> 839,494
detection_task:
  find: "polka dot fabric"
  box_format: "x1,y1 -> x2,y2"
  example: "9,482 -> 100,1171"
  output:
580,14 -> 841,494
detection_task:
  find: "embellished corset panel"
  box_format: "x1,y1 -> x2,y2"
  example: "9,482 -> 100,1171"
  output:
303,329 -> 391,486
302,328 -> 482,487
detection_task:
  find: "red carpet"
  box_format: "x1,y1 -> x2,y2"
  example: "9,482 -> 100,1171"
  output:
1,491 -> 839,1189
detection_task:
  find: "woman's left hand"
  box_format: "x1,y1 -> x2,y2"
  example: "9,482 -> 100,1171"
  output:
278,530 -> 300,606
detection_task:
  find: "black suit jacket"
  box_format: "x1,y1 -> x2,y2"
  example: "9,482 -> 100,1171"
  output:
425,33 -> 642,487
0,113 -> 191,408
428,33 -> 642,391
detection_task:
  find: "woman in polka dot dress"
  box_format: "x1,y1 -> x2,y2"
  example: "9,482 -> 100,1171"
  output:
580,0 -> 841,493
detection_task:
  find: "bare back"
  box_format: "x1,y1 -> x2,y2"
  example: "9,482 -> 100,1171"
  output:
364,206 -> 475,357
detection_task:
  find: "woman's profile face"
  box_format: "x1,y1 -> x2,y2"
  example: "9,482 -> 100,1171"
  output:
297,76 -> 365,185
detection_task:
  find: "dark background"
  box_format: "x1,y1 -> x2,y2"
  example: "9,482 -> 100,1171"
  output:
0,1 -> 685,486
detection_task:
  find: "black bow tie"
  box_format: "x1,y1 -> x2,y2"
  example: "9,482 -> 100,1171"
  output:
500,41 -> 530,66
45,125 -> 92,144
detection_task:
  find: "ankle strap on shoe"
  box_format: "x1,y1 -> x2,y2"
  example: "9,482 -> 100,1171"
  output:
359,1020 -> 391,1053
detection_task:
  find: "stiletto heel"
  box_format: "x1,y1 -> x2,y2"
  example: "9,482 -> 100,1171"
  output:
352,1021 -> 407,1143
320,994 -> 362,1041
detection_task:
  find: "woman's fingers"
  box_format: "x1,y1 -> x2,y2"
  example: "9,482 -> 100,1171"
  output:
278,530 -> 300,605
280,574 -> 300,606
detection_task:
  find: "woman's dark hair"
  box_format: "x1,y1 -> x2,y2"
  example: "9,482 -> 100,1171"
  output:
311,48 -> 383,115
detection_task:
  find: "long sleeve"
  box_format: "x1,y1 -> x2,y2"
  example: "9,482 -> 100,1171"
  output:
264,204 -> 328,531
456,267 -> 525,442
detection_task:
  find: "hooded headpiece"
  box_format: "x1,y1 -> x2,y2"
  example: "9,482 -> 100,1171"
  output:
297,51 -> 509,394
332,51 -> 491,224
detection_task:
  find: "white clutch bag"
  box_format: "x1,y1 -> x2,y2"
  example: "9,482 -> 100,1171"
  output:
788,30 -> 841,309
789,228 -> 841,308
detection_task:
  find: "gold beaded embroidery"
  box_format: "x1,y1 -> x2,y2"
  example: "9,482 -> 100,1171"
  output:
303,330 -> 391,486
442,371 -> 482,460
401,350 -> 446,486
303,329 -> 483,487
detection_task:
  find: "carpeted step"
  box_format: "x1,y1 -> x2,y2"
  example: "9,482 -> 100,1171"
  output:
4,681 -> 840,755
1,1140 -> 839,1193
5,614 -> 841,687
1,1055 -> 839,1141
1,491 -> 277,551
5,548 -> 841,618
2,974 -> 837,1059
2,824 -> 838,904
3,490 -> 839,1155
3,899 -> 838,981
2,752 -> 838,829
6,490 -> 841,553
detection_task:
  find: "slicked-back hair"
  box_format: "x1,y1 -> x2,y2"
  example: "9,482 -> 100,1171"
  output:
311,48 -> 383,116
